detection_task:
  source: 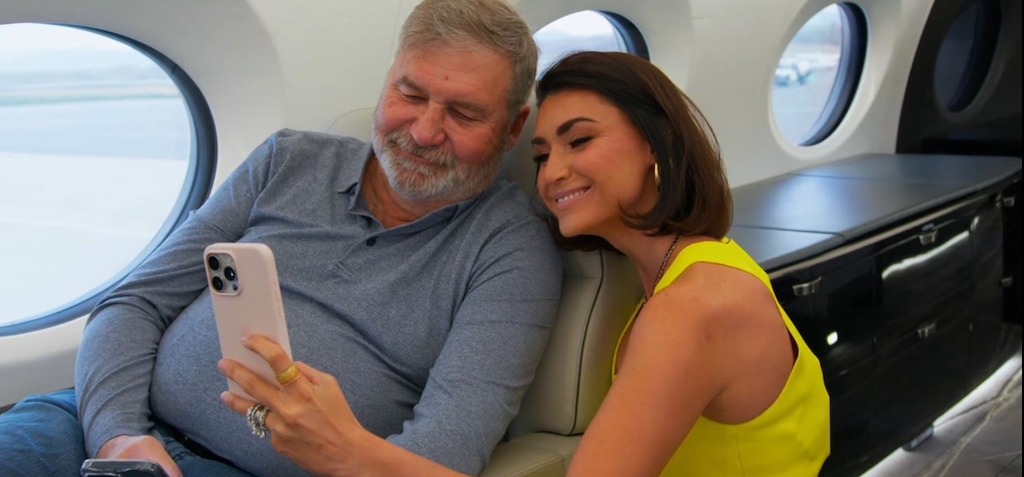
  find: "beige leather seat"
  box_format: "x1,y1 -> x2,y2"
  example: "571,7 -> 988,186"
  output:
480,244 -> 640,476
480,109 -> 642,476
327,107 -> 643,476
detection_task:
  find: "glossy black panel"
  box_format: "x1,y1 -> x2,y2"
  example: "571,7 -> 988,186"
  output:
731,174 -> 965,239
811,257 -> 877,380
773,250 -> 877,477
734,158 -> 1020,476
728,226 -> 843,272
1001,180 -> 1021,324
871,312 -> 972,455
875,215 -> 974,347
794,153 -> 1021,190
969,195 -> 1010,386
819,359 -> 876,477
815,260 -> 878,477
872,209 -> 974,452
921,114 -> 1022,157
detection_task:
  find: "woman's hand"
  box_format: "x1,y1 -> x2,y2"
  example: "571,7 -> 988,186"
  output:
97,434 -> 183,477
217,334 -> 366,477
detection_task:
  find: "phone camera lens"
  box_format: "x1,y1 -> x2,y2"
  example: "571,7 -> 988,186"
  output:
208,255 -> 221,270
224,267 -> 236,281
211,276 -> 224,291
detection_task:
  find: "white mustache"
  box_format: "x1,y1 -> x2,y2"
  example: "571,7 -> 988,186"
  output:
386,131 -> 456,168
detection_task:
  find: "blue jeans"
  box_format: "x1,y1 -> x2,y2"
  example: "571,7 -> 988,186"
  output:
0,389 -> 256,477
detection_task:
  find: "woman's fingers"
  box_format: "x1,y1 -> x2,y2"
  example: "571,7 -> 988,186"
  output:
217,350 -> 366,476
217,356 -> 281,405
242,334 -> 294,376
219,389 -> 256,415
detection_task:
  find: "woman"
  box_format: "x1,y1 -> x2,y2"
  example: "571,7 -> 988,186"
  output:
530,51 -> 829,476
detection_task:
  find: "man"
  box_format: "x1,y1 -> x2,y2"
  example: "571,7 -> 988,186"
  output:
0,1 -> 562,476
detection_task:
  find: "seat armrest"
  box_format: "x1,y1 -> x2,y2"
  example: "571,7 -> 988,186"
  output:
481,433 -> 581,477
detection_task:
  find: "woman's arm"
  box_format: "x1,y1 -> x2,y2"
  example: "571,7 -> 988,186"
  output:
566,261 -> 794,476
566,274 -> 729,477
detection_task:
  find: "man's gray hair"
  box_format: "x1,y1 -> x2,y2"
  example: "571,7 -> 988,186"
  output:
399,0 -> 538,118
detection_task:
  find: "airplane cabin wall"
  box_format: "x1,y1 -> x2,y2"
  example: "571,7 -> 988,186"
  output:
896,0 -> 1022,153
0,0 -> 952,410
0,0 -> 409,406
520,0 -> 937,187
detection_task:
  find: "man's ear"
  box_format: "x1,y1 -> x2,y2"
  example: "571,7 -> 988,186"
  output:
505,106 -> 531,150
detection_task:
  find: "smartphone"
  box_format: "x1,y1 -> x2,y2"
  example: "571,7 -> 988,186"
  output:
204,242 -> 292,400
80,459 -> 169,477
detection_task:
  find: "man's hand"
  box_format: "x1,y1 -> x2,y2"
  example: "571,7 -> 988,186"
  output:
97,435 -> 183,477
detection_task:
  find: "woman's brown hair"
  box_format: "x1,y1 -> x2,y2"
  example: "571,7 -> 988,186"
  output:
535,51 -> 733,252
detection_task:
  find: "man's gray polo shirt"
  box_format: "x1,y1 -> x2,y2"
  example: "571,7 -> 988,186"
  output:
77,129 -> 563,476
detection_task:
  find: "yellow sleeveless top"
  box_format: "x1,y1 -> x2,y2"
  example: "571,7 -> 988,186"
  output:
612,238 -> 830,476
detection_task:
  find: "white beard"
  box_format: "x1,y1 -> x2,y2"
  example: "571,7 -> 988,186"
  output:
371,127 -> 504,203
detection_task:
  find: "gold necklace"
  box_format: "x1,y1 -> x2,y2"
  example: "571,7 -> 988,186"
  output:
638,234 -> 682,313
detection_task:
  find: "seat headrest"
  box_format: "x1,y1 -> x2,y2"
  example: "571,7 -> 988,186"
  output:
500,92 -> 540,197
326,107 -> 375,142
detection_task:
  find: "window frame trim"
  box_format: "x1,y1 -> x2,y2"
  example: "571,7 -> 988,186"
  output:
0,24 -> 217,336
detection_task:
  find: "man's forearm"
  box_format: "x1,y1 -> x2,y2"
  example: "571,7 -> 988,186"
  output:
345,431 -> 469,477
75,305 -> 166,456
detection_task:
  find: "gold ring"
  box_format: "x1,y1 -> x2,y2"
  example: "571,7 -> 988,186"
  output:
276,363 -> 301,386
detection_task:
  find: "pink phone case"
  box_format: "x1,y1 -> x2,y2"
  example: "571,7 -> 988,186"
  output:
203,242 -> 291,401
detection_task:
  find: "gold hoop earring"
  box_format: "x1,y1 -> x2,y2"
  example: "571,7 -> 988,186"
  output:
653,162 -> 661,191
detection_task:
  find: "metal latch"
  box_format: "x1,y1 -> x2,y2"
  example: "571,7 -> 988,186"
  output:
792,277 -> 822,296
919,225 -> 938,246
917,322 -> 937,339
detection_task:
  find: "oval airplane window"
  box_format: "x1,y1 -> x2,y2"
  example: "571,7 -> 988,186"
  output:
934,0 -> 1001,112
534,10 -> 648,78
772,3 -> 867,146
0,24 -> 215,334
